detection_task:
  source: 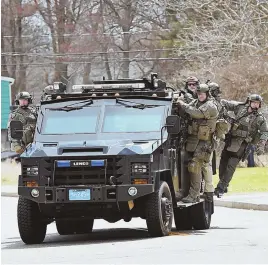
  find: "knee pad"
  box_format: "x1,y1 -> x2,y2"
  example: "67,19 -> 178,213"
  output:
188,160 -> 201,174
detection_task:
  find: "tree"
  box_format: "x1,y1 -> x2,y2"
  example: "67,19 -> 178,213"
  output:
1,0 -> 40,101
96,0 -> 168,79
34,0 -> 87,84
163,0 -> 268,97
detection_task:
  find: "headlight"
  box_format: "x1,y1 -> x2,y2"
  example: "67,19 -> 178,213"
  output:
31,188 -> 40,198
131,163 -> 148,174
26,166 -> 39,176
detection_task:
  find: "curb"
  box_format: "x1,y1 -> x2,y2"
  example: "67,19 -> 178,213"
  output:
1,192 -> 18,198
214,200 -> 268,211
2,192 -> 268,211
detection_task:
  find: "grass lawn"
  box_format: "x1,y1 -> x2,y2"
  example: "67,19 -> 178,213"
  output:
1,161 -> 20,186
213,167 -> 268,193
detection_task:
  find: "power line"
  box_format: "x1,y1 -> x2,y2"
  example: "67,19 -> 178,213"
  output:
2,53 -> 267,67
2,45 -> 264,57
1,48 -> 182,57
1,57 -> 191,66
1,29 -> 171,39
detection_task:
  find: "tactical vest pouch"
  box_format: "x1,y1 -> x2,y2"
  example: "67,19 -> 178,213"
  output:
188,124 -> 193,135
226,137 -> 244,153
185,135 -> 199,152
231,129 -> 248,138
192,121 -> 199,135
232,123 -> 239,131
197,125 -> 211,141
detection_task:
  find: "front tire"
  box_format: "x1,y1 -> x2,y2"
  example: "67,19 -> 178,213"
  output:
17,196 -> 47,244
145,181 -> 173,237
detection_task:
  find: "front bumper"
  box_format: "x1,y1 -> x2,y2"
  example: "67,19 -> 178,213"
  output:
18,184 -> 154,203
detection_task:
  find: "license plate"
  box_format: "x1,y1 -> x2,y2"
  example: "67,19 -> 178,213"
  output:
69,189 -> 91,201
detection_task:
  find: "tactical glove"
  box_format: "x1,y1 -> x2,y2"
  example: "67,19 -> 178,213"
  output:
14,146 -> 24,154
256,141 -> 265,156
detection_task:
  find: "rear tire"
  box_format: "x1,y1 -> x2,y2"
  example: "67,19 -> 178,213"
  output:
56,219 -> 94,235
190,201 -> 212,230
17,196 -> 47,244
145,181 -> 173,237
174,208 -> 192,230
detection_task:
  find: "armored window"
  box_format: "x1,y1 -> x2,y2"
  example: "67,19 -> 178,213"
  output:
41,106 -> 101,134
102,105 -> 166,133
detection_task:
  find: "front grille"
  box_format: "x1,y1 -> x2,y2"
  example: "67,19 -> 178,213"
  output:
45,157 -> 124,186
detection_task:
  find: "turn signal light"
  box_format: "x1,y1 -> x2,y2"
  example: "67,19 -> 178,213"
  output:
26,181 -> 38,187
132,179 -> 148,184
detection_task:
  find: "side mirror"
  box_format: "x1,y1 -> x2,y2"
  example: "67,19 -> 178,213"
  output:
166,115 -> 180,134
10,120 -> 23,140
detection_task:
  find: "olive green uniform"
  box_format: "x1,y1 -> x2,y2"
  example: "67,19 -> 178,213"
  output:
8,106 -> 38,154
177,98 -> 219,201
215,100 -> 268,194
200,96 -> 231,193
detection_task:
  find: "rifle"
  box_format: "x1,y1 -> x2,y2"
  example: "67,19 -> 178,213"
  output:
178,117 -> 189,148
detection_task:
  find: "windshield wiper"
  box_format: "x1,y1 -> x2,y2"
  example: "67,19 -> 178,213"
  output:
36,109 -> 44,133
47,99 -> 93,112
116,98 -> 163,110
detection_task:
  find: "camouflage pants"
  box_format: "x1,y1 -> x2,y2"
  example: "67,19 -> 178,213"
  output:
216,141 -> 247,192
187,140 -> 214,198
201,153 -> 214,193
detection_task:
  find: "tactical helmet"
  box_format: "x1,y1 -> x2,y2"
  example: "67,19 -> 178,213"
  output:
15,91 -> 33,105
247,94 -> 263,108
247,94 -> 263,102
186,76 -> 199,84
196,83 -> 209,93
185,76 -> 200,95
208,82 -> 221,97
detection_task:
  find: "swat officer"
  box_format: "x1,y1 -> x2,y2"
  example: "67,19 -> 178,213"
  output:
199,82 -> 233,199
214,94 -> 268,197
176,84 -> 219,203
8,92 -> 38,154
174,77 -> 199,200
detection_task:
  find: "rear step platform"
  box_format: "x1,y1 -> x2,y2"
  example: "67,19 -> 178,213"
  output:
176,199 -> 205,208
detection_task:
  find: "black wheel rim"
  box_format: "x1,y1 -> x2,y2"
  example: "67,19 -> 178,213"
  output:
161,194 -> 173,227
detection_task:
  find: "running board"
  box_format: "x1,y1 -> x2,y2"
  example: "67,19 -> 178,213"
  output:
176,199 -> 205,208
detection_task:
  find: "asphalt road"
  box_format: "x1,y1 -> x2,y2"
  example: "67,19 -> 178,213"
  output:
1,197 -> 268,264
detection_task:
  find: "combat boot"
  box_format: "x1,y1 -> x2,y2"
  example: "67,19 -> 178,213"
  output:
175,190 -> 187,202
181,195 -> 200,203
214,188 -> 224,198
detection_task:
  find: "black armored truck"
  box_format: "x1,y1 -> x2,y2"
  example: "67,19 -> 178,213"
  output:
10,73 -> 214,244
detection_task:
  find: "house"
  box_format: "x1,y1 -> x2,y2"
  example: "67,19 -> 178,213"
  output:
1,76 -> 14,151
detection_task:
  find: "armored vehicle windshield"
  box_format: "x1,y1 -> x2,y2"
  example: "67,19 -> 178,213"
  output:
36,97 -> 171,141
